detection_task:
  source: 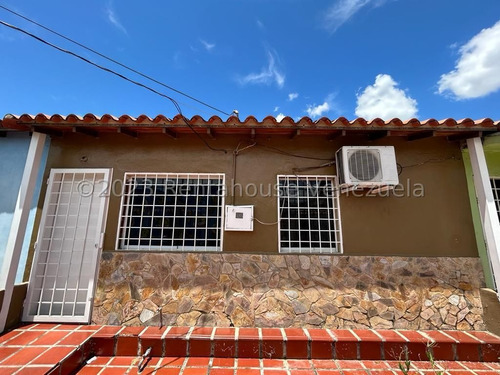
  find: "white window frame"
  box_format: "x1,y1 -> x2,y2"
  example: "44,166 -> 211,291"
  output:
277,175 -> 343,254
491,177 -> 500,219
116,172 -> 225,252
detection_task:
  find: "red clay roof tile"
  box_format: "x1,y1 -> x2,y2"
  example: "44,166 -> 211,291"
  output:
1,114 -> 498,135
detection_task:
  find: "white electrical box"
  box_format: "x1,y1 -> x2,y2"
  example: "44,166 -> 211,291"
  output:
225,205 -> 254,231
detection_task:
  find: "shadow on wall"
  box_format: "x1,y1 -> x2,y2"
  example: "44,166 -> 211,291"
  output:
0,283 -> 28,332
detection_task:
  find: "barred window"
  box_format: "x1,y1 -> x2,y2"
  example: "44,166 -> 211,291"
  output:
277,175 -> 342,253
491,178 -> 500,220
117,173 -> 225,251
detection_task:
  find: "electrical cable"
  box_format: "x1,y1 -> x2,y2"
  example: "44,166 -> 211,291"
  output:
234,141 -> 257,155
0,4 -> 232,117
292,161 -> 336,173
253,196 -> 287,226
231,139 -> 335,161
253,217 -> 278,226
231,141 -> 258,205
255,143 -> 335,161
0,19 -> 228,154
399,156 -> 458,169
396,163 -> 403,176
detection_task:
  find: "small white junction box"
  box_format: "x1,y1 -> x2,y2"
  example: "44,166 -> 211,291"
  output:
225,205 -> 254,231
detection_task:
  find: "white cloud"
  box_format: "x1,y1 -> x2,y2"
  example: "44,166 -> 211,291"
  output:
305,94 -> 337,118
274,106 -> 280,112
288,92 -> 299,101
238,50 -> 285,88
257,19 -> 265,30
438,20 -> 500,99
105,2 -> 127,34
323,0 -> 388,33
355,74 -> 418,120
200,39 -> 215,52
276,113 -> 286,122
306,102 -> 331,118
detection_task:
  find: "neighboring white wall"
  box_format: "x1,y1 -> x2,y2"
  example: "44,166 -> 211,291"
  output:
0,133 -> 48,284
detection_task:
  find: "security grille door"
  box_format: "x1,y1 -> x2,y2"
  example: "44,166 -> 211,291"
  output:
23,169 -> 112,323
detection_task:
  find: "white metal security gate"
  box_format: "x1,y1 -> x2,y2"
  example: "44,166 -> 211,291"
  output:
23,169 -> 112,323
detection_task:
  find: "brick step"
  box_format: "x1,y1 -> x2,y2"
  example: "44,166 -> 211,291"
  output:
80,356 -> 500,375
90,326 -> 500,362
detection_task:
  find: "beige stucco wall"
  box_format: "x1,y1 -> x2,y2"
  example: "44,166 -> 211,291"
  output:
30,133 -> 477,257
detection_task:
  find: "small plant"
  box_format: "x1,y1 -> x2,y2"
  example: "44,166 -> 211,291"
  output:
397,342 -> 444,375
398,357 -> 411,375
425,343 -> 444,375
397,347 -> 411,375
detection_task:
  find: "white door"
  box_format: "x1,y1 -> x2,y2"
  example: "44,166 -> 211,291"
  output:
23,169 -> 112,323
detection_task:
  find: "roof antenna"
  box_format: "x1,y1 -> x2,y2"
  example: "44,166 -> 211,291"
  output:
231,110 -> 239,119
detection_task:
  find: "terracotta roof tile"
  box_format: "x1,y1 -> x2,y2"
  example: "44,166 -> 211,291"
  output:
369,118 -> 385,127
1,114 -> 498,134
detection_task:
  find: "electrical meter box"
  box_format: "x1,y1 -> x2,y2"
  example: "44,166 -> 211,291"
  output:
225,205 -> 254,231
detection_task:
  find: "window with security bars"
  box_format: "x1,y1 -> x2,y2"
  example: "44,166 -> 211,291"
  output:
117,173 -> 225,251
490,178 -> 500,220
277,175 -> 342,253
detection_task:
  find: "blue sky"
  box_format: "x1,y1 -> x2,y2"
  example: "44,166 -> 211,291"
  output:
0,0 -> 500,121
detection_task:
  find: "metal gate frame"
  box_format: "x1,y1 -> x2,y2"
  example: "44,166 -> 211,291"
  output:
22,168 -> 112,323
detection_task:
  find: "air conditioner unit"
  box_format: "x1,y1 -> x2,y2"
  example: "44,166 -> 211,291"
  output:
335,146 -> 399,191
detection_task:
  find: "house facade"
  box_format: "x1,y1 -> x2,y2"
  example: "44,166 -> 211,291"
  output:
1,114 -> 499,332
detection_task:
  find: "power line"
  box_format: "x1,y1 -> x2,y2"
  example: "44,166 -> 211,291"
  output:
0,19 -> 228,154
0,4 -> 232,117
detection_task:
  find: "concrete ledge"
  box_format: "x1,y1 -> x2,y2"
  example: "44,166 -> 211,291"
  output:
480,288 -> 500,336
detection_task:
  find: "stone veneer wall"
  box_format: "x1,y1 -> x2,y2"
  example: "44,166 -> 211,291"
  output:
92,253 -> 485,330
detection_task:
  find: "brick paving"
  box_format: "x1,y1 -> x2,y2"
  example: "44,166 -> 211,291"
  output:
0,324 -> 499,374
77,357 -> 500,375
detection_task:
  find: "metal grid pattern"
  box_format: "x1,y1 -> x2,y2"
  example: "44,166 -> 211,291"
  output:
29,171 -> 107,318
277,175 -> 342,253
117,173 -> 225,251
490,178 -> 500,219
347,149 -> 381,182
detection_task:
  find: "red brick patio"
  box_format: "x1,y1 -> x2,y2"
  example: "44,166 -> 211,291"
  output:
1,324 -> 499,374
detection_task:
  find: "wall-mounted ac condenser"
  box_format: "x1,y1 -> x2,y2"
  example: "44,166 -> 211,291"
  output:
335,146 -> 399,191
